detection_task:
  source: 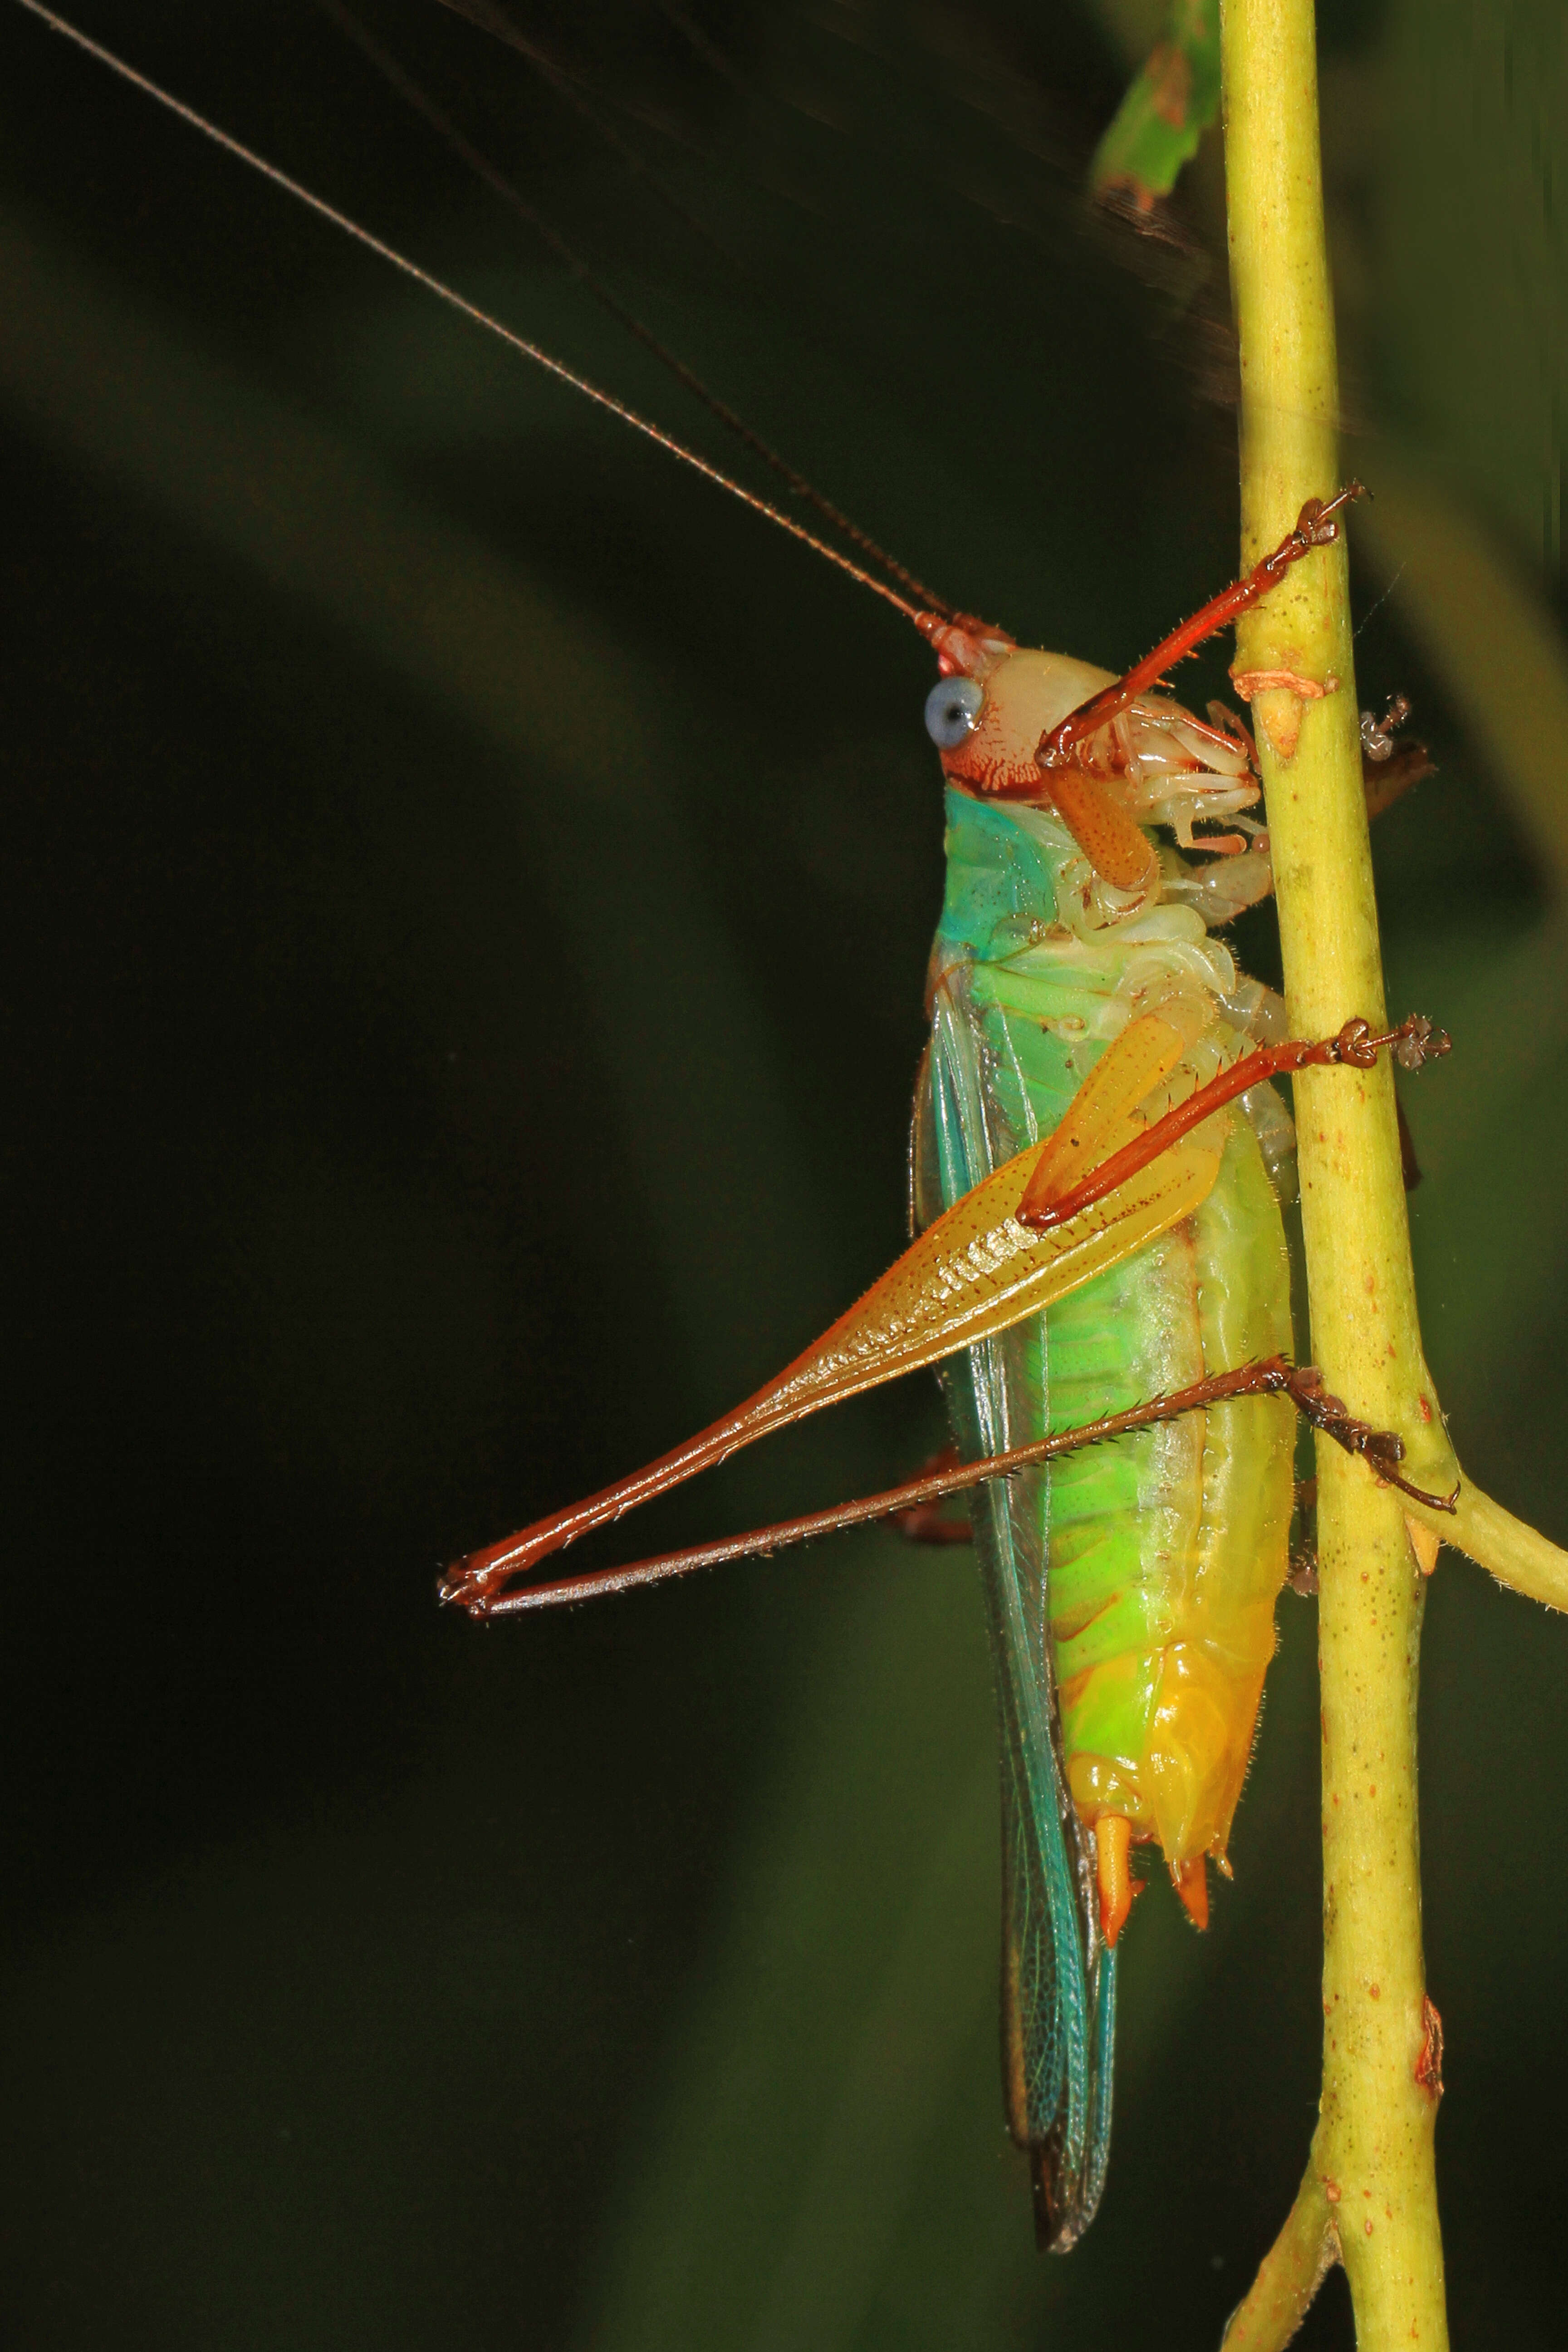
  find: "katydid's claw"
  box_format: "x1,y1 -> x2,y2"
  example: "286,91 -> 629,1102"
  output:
1360,693 -> 1413,762
1293,480 -> 1365,549
1323,1012 -> 1449,1073
1392,1014 -> 1450,1070
1285,1365 -> 1458,1515
1393,1477 -> 1461,1514
438,1557 -> 508,1615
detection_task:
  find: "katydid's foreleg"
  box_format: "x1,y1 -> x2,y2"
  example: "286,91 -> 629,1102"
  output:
1396,1098 -> 1424,1191
1162,691 -> 1430,929
1037,483 -> 1366,770
1361,691 -> 1436,820
454,1355 -> 1454,1622
1362,735 -> 1435,822
1016,1012 -> 1449,1232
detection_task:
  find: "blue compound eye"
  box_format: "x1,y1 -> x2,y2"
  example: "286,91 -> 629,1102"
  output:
924,675 -> 984,749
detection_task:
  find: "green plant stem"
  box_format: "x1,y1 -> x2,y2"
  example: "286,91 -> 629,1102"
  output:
1221,2 -> 1451,2344
1220,2151 -> 1335,2350
1408,1479 -> 1568,1616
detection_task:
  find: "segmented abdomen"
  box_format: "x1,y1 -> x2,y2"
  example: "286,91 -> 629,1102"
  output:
933,790 -> 1295,1871
1044,1122 -> 1294,1864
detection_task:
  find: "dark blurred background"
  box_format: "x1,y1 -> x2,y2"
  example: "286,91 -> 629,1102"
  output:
0,2 -> 1564,2345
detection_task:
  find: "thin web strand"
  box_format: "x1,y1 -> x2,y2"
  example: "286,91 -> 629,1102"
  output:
14,0 -> 927,627
434,0 -> 731,260
319,0 -> 952,613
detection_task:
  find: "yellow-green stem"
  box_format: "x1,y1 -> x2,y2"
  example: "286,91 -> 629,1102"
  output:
1221,2 -> 1451,2343
1409,1479 -> 1568,1617
1220,2147 -> 1335,2351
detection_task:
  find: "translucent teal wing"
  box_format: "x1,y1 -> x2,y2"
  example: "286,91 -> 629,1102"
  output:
916,980 -> 1116,2251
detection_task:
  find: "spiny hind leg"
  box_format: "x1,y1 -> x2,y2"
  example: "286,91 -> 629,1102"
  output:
459,1351 -> 1455,1623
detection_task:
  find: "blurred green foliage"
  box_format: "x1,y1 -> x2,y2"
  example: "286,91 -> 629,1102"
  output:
0,3 -> 1563,2347
1090,0 -> 1220,206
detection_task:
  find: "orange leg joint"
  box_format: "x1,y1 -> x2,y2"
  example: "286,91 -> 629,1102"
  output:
1095,1815 -> 1136,1948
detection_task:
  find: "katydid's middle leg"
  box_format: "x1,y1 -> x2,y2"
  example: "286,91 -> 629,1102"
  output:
1017,1013 -> 1450,1232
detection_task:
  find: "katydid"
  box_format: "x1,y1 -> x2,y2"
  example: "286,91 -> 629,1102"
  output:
441,507 -> 1448,2244
18,0 -> 1452,2255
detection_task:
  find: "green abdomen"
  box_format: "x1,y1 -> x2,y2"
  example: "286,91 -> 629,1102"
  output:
934,790 -> 1295,1866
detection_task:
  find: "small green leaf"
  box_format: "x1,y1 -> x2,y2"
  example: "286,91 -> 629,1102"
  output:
1091,0 -> 1223,207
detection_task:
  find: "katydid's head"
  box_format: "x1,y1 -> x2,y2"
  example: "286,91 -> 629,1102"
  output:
916,612 -> 1267,912
920,620 -> 1118,794
918,614 -> 1160,897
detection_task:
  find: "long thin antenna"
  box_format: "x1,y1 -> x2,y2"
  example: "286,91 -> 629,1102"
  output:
317,0 -> 952,614
12,0 -> 934,628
